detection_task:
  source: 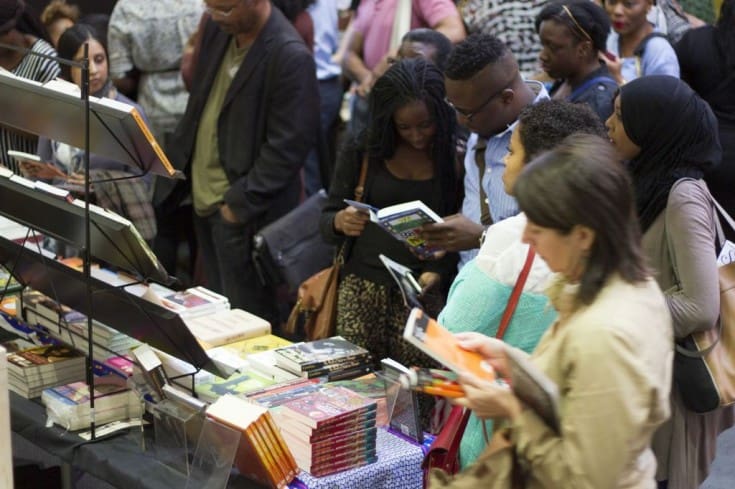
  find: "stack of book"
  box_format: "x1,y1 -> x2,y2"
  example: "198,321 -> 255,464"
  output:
273,385 -> 378,476
41,376 -> 143,431
145,284 -> 230,320
206,394 -> 297,489
329,373 -> 389,427
205,333 -> 293,378
273,336 -> 373,380
182,308 -> 271,350
21,290 -> 140,357
6,344 -> 85,398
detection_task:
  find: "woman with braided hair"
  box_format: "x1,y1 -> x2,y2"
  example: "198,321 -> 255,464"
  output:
320,58 -> 459,427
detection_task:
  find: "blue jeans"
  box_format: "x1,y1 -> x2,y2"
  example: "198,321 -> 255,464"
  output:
193,209 -> 278,325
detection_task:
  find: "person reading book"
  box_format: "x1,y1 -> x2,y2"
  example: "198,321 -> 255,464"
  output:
430,135 -> 674,488
17,23 -> 156,244
438,100 -> 608,468
320,58 -> 459,431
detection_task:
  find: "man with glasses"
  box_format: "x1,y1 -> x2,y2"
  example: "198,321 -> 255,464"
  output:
154,0 -> 319,325
420,33 -> 548,268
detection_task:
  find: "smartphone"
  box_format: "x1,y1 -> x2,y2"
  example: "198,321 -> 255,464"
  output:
7,150 -> 41,162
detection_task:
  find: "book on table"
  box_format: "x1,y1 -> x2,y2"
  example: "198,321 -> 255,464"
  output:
403,308 -> 561,433
271,384 -> 378,476
182,308 -> 270,350
206,394 -> 297,489
380,358 -> 423,443
273,336 -> 372,376
344,199 -> 443,259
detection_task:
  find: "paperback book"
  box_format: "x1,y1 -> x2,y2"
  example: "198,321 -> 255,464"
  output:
273,336 -> 372,374
344,199 -> 443,259
403,308 -> 561,433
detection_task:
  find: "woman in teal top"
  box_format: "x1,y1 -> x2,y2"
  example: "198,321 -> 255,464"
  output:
439,100 -> 607,468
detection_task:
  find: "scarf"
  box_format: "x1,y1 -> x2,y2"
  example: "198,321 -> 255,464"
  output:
619,75 -> 721,231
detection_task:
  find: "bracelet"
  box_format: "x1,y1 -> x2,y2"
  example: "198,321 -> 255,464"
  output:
478,228 -> 488,248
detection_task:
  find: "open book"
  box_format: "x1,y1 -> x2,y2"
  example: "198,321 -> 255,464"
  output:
379,254 -> 422,309
344,199 -> 443,259
403,308 -> 560,433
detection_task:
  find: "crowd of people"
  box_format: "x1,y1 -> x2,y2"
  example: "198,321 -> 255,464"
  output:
1,0 -> 733,487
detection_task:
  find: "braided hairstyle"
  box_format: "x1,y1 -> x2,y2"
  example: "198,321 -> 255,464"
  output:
367,58 -> 458,212
444,32 -> 509,80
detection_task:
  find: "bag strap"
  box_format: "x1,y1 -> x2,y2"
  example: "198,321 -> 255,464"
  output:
496,247 -> 536,340
568,76 -> 617,102
664,178 -> 722,357
354,153 -> 369,203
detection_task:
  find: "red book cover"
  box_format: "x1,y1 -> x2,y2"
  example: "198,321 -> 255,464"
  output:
278,385 -> 377,429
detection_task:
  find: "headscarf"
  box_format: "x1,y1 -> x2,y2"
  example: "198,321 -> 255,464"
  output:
619,75 -> 722,231
0,0 -> 24,33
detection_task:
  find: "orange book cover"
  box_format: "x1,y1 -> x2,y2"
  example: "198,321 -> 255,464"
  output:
403,308 -> 496,382
263,411 -> 298,480
246,421 -> 286,488
205,395 -> 279,488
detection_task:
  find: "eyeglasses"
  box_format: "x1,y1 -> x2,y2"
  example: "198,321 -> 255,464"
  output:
561,5 -> 593,42
445,83 -> 510,122
204,1 -> 239,17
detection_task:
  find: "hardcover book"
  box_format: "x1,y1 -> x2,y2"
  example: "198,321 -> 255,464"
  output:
343,199 -> 443,259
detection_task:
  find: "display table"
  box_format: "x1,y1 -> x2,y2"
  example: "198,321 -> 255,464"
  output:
10,392 -> 425,489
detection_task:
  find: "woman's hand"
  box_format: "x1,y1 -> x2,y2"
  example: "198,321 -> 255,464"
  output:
418,271 -> 440,295
598,51 -> 624,85
455,332 -> 510,379
334,206 -> 370,236
453,370 -> 523,421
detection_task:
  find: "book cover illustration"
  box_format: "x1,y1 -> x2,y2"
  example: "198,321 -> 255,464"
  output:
274,336 -> 370,370
8,344 -> 83,368
196,369 -> 277,402
403,308 -> 496,383
344,199 -> 443,259
279,386 -> 377,429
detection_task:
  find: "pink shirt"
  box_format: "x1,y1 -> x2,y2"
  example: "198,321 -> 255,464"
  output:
352,0 -> 459,70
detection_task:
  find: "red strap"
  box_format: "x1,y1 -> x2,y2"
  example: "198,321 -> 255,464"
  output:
496,247 -> 536,340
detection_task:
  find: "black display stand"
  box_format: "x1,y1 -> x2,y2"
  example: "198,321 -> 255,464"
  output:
0,41 -> 191,441
0,236 -> 224,378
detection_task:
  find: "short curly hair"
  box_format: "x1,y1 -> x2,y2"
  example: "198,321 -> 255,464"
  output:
444,32 -> 509,80
517,100 -> 607,163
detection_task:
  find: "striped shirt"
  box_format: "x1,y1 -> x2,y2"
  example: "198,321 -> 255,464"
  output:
1,39 -> 61,174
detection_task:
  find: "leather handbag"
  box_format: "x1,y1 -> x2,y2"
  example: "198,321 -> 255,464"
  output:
253,190 -> 335,292
421,248 -> 536,485
285,156 -> 369,340
670,192 -> 735,413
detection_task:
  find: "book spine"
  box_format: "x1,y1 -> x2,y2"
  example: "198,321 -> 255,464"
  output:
128,108 -> 176,176
299,352 -> 372,371
263,411 -> 298,482
249,419 -> 287,488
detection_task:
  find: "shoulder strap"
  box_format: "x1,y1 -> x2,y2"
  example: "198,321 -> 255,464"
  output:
496,247 -> 536,340
353,153 -> 369,203
633,32 -> 669,58
568,75 -> 617,101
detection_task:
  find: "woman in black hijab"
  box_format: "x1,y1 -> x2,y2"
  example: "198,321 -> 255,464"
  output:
606,74 -> 733,489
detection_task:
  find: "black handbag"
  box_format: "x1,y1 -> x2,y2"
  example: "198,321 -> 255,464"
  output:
252,190 -> 335,292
